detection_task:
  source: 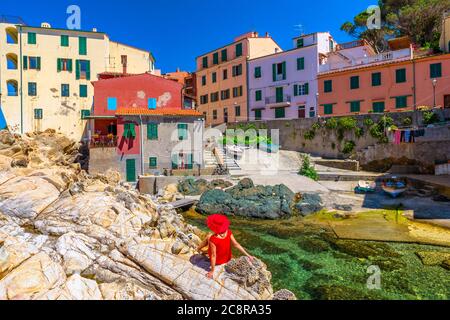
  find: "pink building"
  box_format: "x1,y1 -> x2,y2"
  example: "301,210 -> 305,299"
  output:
318,38 -> 450,116
248,32 -> 335,121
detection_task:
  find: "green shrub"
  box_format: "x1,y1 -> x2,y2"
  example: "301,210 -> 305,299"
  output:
311,122 -> 321,131
298,155 -> 319,181
423,111 -> 439,125
338,117 -> 357,130
402,117 -> 412,127
304,130 -> 316,140
364,118 -> 374,127
342,140 -> 356,154
355,127 -> 364,138
369,124 -> 384,140
325,118 -> 338,130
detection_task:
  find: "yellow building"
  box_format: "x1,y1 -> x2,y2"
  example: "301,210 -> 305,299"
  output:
196,32 -> 281,126
0,21 -> 155,140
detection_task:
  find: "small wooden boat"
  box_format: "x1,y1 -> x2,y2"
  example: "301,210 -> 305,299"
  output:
355,180 -> 377,194
382,177 -> 408,198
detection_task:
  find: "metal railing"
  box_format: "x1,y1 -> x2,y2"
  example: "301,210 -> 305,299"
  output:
266,94 -> 291,105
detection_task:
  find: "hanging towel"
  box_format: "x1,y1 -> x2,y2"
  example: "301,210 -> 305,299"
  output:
404,130 -> 411,143
394,130 -> 401,145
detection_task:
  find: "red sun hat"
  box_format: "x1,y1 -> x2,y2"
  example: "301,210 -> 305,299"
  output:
206,214 -> 230,234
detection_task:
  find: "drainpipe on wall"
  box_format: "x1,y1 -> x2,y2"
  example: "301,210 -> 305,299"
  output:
412,58 -> 418,128
19,25 -> 24,134
139,115 -> 145,177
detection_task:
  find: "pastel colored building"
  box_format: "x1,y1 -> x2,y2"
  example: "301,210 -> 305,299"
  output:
163,70 -> 197,109
440,11 -> 450,53
318,38 -> 450,116
0,19 -> 155,140
196,32 -> 281,126
88,73 -> 204,182
248,32 -> 335,121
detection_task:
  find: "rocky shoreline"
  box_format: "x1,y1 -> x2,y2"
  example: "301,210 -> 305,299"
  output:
0,130 -> 294,300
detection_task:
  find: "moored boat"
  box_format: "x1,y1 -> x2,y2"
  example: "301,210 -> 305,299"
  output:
381,177 -> 408,198
355,180 -> 377,194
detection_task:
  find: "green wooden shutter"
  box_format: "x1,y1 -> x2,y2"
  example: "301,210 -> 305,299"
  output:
272,64 -> 276,82
297,38 -> 304,48
350,76 -> 359,89
255,90 -> 262,101
430,63 -> 442,78
236,43 -> 243,57
79,85 -> 88,97
282,62 -> 286,80
34,108 -> 43,119
57,58 -> 62,72
293,85 -> 298,96
129,123 -> 136,138
23,56 -> 28,70
149,157 -> 157,169
396,69 -> 406,83
373,102 -> 385,113
61,35 -> 69,47
276,87 -> 284,103
123,123 -> 130,137
202,56 -> 208,68
395,96 -> 407,108
275,107 -> 285,119
86,61 -> 91,80
213,52 -> 219,65
171,154 -> 179,169
28,32 -> 36,45
324,104 -> 333,115
324,80 -> 332,93
126,159 -> 136,182
79,37 -> 87,55
187,154 -> 194,170
255,109 -> 262,120
36,57 -> 41,70
75,60 -> 80,79
304,83 -> 309,95
147,123 -> 158,140
350,101 -> 360,113
372,72 -> 381,86
221,49 -> 227,62
297,57 -> 305,70
178,124 -> 188,140
67,59 -> 73,72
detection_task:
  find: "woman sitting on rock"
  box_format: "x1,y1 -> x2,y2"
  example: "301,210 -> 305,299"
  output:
197,214 -> 254,279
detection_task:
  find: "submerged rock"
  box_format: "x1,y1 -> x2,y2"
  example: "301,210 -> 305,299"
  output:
294,193 -> 324,216
196,179 -> 295,219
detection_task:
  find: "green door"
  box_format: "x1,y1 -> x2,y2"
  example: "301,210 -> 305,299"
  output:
276,87 -> 284,103
126,159 -> 136,182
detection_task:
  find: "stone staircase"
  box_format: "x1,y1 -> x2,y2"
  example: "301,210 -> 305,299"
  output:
215,148 -> 241,172
204,150 -> 218,169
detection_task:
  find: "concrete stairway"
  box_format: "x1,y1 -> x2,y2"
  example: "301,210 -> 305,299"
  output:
204,150 -> 218,169
216,148 -> 240,171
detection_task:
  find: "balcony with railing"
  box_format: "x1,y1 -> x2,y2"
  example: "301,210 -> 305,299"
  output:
265,94 -> 291,107
335,40 -> 366,51
89,134 -> 118,148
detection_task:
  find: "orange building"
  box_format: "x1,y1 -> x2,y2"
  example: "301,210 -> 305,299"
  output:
318,38 -> 450,117
164,69 -> 197,109
196,32 -> 281,126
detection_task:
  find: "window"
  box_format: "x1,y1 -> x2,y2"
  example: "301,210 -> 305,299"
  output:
236,43 -> 243,57
235,106 -> 241,117
221,49 -> 228,62
28,32 -> 36,45
28,82 -> 37,96
298,106 -> 306,118
6,53 -> 18,70
79,37 -> 87,55
212,72 -> 217,83
221,89 -> 230,100
200,95 -> 208,104
329,39 -> 334,51
294,83 -> 309,96
61,35 -> 69,47
123,123 -> 136,138
395,96 -> 408,108
61,84 -> 70,97
7,80 -> 18,96
210,92 -> 219,102
254,66 -> 261,78
324,104 -> 333,115
232,64 -> 242,77
79,85 -> 88,98
149,157 -> 158,169
213,110 -> 218,120
76,60 -> 91,80
147,123 -> 158,140
350,76 -> 359,89
372,72 -> 381,86
373,101 -> 385,113
272,62 -> 286,81
350,101 -> 360,113
324,80 -> 332,93
255,109 -> 262,120
275,87 -> 284,103
296,38 -> 304,48
430,63 -> 442,78
297,57 -> 305,70
148,98 -> 157,109
213,52 -> 219,65
23,56 -> 41,70
275,107 -> 285,119
81,110 -> 91,119
202,56 -> 208,68
223,69 -> 228,80
309,107 -> 316,118
178,124 -> 188,141
396,68 -> 406,83
233,86 -> 243,97
34,108 -> 43,120
107,97 -> 117,111
201,75 -> 206,86
255,90 -> 262,101
57,58 -> 73,72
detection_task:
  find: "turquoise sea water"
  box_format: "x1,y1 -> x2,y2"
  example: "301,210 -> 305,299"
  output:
184,211 -> 450,300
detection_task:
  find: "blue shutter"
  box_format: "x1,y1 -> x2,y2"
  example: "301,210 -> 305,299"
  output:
107,97 -> 117,111
148,98 -> 157,109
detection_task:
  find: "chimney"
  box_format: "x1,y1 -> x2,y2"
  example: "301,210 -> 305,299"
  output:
176,67 -> 180,72
265,32 -> 270,38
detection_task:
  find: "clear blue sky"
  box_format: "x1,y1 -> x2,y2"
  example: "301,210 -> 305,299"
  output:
1,0 -> 375,73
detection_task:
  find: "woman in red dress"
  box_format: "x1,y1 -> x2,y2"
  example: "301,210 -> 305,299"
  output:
197,214 -> 254,279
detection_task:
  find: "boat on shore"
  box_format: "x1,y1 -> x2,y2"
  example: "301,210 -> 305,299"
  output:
382,177 -> 408,198
355,180 -> 377,194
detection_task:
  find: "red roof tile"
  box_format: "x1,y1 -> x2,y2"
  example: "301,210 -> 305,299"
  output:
115,108 -> 203,117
